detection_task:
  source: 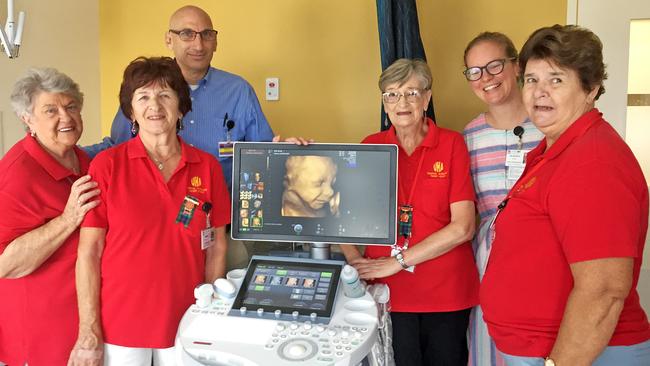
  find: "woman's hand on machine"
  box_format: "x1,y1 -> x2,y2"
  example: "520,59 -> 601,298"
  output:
349,256 -> 402,281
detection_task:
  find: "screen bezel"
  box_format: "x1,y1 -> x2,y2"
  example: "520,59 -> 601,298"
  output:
230,142 -> 398,245
231,256 -> 344,319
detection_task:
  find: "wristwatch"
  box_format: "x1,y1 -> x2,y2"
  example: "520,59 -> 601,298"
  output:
544,357 -> 556,366
395,252 -> 409,269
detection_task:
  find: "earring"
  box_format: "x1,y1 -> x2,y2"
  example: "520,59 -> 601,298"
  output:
130,121 -> 139,137
384,115 -> 391,128
176,118 -> 184,132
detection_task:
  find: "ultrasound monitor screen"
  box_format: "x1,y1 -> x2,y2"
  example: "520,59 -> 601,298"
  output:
230,256 -> 344,318
231,142 -> 398,245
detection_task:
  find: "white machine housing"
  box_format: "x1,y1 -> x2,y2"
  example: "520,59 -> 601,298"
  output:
175,257 -> 378,366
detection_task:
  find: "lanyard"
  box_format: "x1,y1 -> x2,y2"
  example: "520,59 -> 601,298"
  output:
505,157 -> 546,202
396,147 -> 427,248
489,157 -> 546,232
398,147 -> 427,205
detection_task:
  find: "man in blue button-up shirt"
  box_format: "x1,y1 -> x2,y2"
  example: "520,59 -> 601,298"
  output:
84,5 -> 274,190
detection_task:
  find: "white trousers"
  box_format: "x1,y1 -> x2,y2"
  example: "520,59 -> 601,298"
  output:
104,343 -> 175,366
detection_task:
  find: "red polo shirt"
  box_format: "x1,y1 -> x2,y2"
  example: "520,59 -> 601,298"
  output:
82,136 -> 231,348
363,119 -> 479,312
481,109 -> 650,356
0,135 -> 90,366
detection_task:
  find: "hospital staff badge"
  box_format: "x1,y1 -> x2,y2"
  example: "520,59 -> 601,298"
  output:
176,195 -> 199,228
426,161 -> 448,178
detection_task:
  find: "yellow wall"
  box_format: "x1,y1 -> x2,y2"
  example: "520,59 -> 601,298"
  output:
99,0 -> 381,143
0,0 -> 100,155
417,0 -> 567,132
99,1 -> 566,142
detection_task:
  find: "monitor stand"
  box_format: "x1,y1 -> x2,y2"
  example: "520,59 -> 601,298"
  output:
308,242 -> 330,260
268,242 -> 335,261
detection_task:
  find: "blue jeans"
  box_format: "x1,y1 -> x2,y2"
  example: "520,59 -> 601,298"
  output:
500,339 -> 650,366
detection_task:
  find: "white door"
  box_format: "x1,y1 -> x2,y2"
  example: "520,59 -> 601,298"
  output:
568,0 -> 650,312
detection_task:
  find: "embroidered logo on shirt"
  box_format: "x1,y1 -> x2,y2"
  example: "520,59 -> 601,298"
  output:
188,176 -> 207,194
426,161 -> 448,178
515,176 -> 537,194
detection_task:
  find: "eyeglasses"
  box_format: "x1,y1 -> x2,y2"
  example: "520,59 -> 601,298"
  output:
463,58 -> 516,81
169,28 -> 218,42
382,89 -> 426,104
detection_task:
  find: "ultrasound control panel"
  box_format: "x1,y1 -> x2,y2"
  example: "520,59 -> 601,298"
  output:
175,256 -> 378,366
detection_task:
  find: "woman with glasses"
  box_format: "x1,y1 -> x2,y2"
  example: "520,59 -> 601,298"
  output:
341,58 -> 479,366
461,32 -> 544,366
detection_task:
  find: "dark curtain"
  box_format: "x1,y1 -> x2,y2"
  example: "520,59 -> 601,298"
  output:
376,0 -> 436,130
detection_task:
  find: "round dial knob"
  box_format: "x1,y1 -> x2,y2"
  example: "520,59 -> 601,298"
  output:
213,278 -> 236,299
193,283 -> 214,308
287,344 -> 307,357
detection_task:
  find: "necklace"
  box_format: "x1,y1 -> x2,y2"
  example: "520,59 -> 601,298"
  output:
148,150 -> 179,171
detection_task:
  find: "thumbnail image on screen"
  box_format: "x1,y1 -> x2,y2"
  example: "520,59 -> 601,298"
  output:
231,143 -> 397,245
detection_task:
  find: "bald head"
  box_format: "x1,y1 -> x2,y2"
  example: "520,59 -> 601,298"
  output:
169,5 -> 213,29
165,5 -> 217,83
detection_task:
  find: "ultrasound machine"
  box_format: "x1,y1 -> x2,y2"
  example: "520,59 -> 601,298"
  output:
175,143 -> 398,366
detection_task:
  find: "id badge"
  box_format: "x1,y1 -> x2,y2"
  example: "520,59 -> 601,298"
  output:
201,227 -> 215,250
505,149 -> 527,167
398,205 -> 413,238
390,246 -> 415,273
176,195 -> 199,228
218,141 -> 234,158
507,165 -> 525,181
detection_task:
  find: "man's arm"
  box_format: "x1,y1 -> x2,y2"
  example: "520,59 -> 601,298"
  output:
243,83 -> 274,142
82,109 -> 133,158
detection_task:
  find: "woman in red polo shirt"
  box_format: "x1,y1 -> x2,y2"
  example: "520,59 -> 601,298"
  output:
68,57 -> 231,366
480,25 -> 650,366
0,68 -> 100,365
341,59 -> 479,366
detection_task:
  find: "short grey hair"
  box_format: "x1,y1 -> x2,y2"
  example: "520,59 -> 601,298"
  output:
378,59 -> 432,92
10,67 -> 84,118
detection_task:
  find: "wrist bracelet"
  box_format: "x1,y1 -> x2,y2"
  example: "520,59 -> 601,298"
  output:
395,252 -> 409,269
